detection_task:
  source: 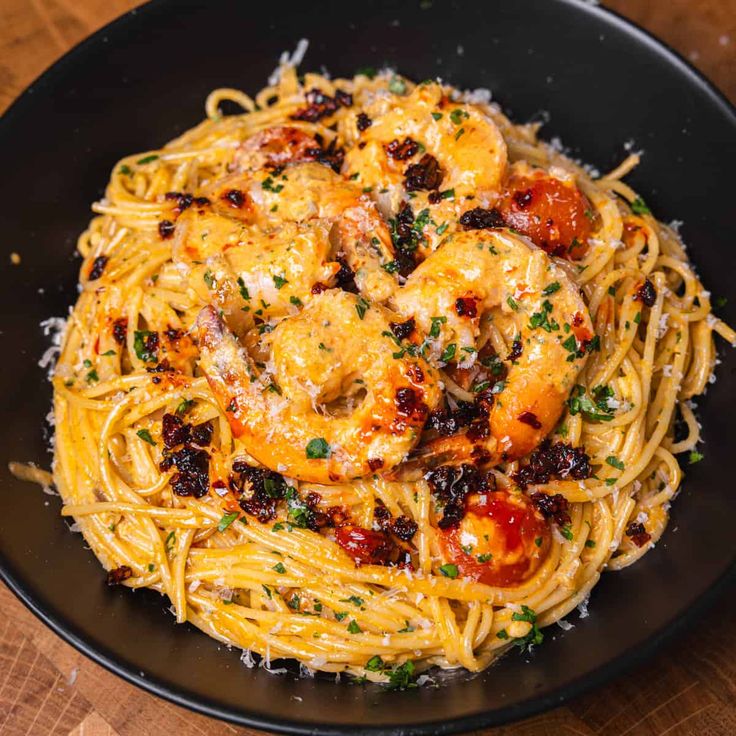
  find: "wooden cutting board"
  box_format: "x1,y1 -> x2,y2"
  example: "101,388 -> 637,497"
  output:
1,1 -> 734,734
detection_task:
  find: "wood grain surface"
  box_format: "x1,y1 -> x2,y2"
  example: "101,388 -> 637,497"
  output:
0,1 -> 734,734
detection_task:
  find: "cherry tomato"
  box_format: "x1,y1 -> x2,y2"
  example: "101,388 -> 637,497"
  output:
438,490 -> 550,586
498,171 -> 593,259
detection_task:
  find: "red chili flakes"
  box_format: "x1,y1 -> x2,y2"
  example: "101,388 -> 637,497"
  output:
530,492 -> 571,527
389,317 -> 415,340
311,282 -> 329,294
427,400 -> 483,436
404,153 -> 443,192
394,386 -> 428,421
356,112 -> 372,131
634,278 -> 656,307
88,255 -> 108,280
407,363 -> 425,384
625,521 -> 652,547
106,566 -> 133,585
291,88 -> 352,123
508,338 -> 523,362
304,139 -> 345,173
112,318 -> 128,345
518,411 -> 542,429
385,137 -> 420,161
367,457 -> 385,472
158,220 -> 175,239
427,464 -> 495,530
458,207 -> 505,230
165,192 -> 210,213
454,297 -> 478,318
513,440 -> 591,490
222,189 -> 246,208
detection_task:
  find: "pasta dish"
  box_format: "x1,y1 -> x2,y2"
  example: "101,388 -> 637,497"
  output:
42,64 -> 734,686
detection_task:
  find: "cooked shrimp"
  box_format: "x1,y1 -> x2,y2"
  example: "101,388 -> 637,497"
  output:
195,290 -> 442,483
343,81 -> 508,254
174,161 -> 397,316
232,125 -> 320,171
391,229 -> 593,465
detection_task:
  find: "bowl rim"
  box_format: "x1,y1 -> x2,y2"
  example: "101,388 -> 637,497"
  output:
1,0 -> 735,733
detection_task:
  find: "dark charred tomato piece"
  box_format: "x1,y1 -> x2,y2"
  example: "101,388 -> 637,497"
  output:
106,566 -> 133,585
158,220 -> 175,239
335,525 -> 393,565
455,297 -> 478,318
438,490 -> 550,586
88,255 -> 108,280
497,171 -> 593,259
634,278 -> 657,307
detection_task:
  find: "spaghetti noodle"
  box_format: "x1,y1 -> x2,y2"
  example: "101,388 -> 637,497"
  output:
45,65 -> 734,685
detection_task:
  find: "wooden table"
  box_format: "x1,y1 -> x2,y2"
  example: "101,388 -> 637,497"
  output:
1,1 -> 734,734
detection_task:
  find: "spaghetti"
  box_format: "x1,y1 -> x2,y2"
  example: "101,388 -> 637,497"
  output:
45,66 -> 734,685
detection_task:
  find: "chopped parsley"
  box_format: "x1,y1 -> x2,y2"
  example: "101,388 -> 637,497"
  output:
566,385 -> 615,422
272,562 -> 286,574
119,164 -> 133,176
511,605 -> 544,652
365,655 -> 384,671
136,154 -> 159,165
449,108 -> 469,124
431,111 -> 443,121
272,274 -> 288,289
347,620 -> 362,634
176,398 -> 194,415
388,76 -> 407,95
429,315 -> 446,338
440,343 -> 456,363
217,511 -> 239,532
688,450 -> 704,464
340,595 -> 365,608
306,437 -> 330,459
439,563 -> 458,578
507,296 -> 519,311
136,429 -> 155,446
542,282 -> 561,296
164,530 -> 176,554
630,197 -> 651,215
289,295 -> 303,308
476,553 -> 492,563
262,176 -> 284,193
606,455 -> 625,471
528,300 -> 559,332
133,330 -> 158,363
355,296 -> 370,320
386,661 -> 417,690
237,276 -> 251,301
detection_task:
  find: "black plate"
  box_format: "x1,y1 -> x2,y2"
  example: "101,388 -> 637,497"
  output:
1,0 -> 734,733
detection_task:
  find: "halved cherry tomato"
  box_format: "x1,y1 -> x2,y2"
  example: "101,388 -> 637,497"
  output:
498,171 -> 593,259
438,490 -> 550,586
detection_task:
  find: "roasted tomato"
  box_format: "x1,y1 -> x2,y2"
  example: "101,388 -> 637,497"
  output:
335,525 -> 393,565
498,169 -> 593,259
438,489 -> 550,586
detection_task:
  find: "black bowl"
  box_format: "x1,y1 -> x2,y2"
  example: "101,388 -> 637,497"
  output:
1,1 -> 734,733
